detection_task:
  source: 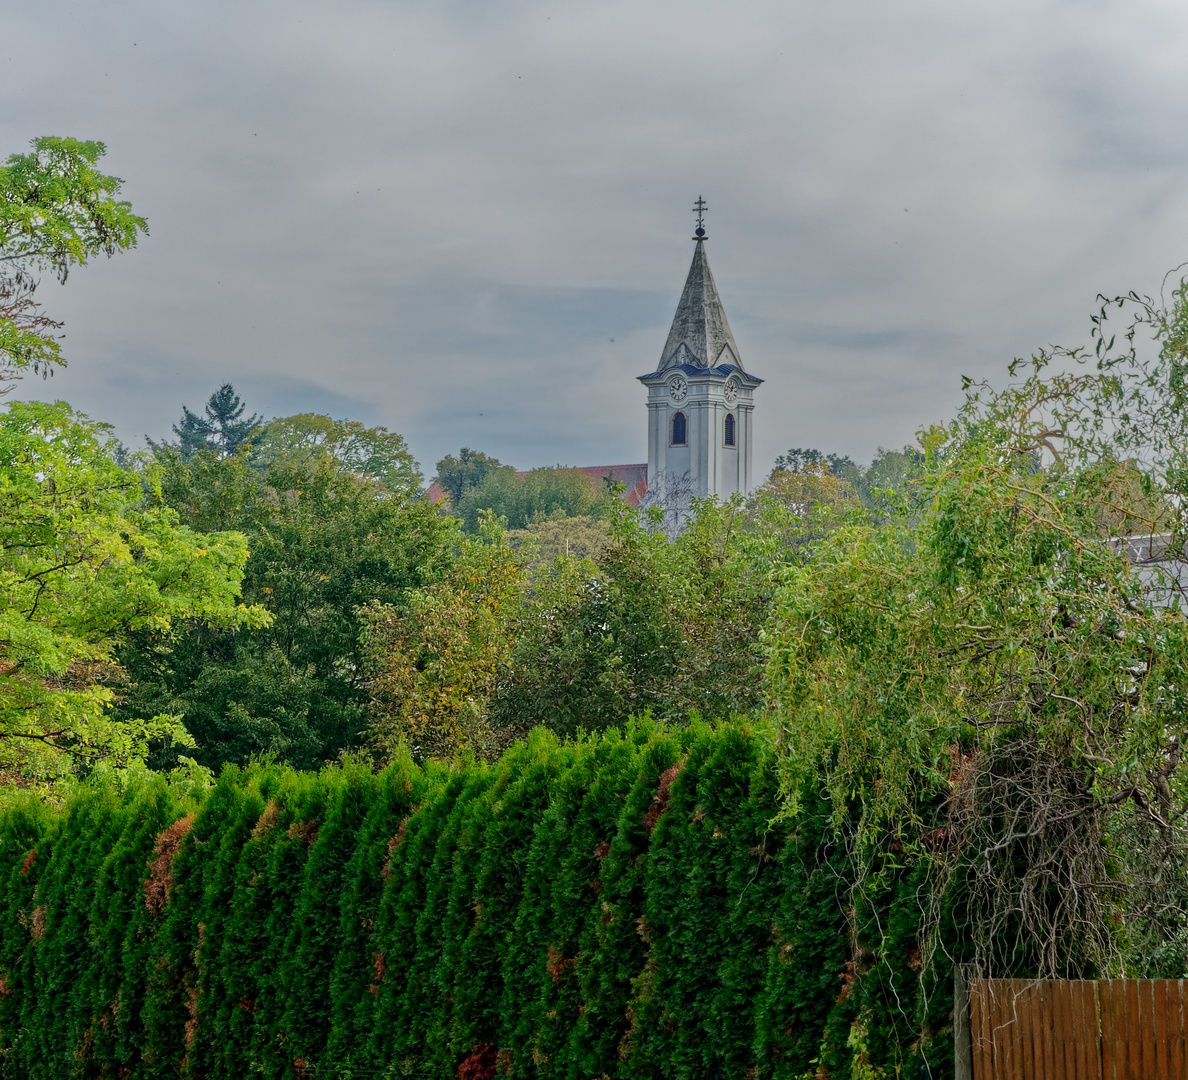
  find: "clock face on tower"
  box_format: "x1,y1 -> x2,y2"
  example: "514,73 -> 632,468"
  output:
723,377 -> 738,404
668,374 -> 688,402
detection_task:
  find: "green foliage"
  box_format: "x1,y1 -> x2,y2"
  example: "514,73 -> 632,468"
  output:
251,413 -> 423,494
456,464 -> 615,532
491,499 -> 778,737
168,384 -> 262,459
115,433 -> 449,772
365,514 -> 529,761
768,284 -> 1188,981
764,446 -> 924,522
434,447 -> 510,506
772,448 -> 856,476
0,136 -> 148,386
0,723 -> 952,1080
0,400 -> 265,783
505,513 -> 609,564
849,446 -> 925,512
364,497 -> 787,760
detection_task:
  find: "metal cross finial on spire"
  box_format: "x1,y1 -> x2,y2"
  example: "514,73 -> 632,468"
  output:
692,196 -> 707,240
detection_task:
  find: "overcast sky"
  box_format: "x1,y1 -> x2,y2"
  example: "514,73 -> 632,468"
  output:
6,0 -> 1188,477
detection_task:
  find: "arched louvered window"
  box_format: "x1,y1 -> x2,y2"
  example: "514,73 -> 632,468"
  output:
724,412 -> 736,446
671,410 -> 687,446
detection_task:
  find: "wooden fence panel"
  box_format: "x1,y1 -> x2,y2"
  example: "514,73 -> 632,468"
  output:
1050,979 -> 1069,1078
1109,978 -> 1128,1080
966,978 -> 1188,1080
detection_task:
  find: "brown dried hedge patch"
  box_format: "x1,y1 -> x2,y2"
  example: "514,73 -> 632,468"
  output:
144,814 -> 196,914
643,759 -> 684,835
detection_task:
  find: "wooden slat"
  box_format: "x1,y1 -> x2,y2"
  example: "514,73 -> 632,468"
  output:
1058,980 -> 1076,1080
982,979 -> 996,1080
1012,979 -> 1027,1080
1107,979 -> 1126,1078
1050,980 -> 1065,1080
1024,980 -> 1037,1080
1100,980 -> 1117,1080
989,979 -> 1006,1080
1082,980 -> 1097,1080
968,980 -> 979,1080
1021,981 -> 1037,1080
1155,978 -> 1170,1080
1012,979 -> 1028,1080
1141,981 -> 1156,1080
998,978 -> 1007,1080
1118,978 -> 1133,1080
1172,982 -> 1186,1080
1051,979 -> 1068,1080
1068,981 -> 1086,1080
1126,979 -> 1141,1080
971,980 -> 986,1080
1088,983 -> 1107,1074
1175,982 -> 1187,1080
1040,981 -> 1056,1080
996,979 -> 1013,1080
1091,980 -> 1104,1080
1051,980 -> 1064,1080
976,979 -> 994,1080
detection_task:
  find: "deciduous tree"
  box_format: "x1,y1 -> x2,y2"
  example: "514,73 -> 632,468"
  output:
251,412 -> 421,494
434,448 -> 510,506
117,428 -> 446,771
768,280 -> 1188,978
0,137 -> 147,389
0,401 -> 264,783
364,514 -> 528,760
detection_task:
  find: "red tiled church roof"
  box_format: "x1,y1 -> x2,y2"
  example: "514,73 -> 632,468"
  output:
555,463 -> 648,509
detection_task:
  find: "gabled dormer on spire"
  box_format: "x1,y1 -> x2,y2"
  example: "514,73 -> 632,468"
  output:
656,240 -> 745,373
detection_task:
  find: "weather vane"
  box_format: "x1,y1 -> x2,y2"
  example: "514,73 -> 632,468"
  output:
692,196 -> 707,239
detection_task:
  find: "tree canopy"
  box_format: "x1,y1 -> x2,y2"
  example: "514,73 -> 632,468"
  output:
168,383 -> 262,459
0,137 -> 147,388
769,282 -> 1188,979
0,401 -> 264,783
434,447 -> 509,506
115,403 -> 446,772
450,463 -> 615,532
251,412 -> 422,494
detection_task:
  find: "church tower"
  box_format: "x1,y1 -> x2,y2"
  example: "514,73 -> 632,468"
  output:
639,200 -> 762,514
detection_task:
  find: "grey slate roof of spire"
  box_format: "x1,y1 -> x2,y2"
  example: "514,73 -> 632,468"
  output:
656,241 -> 744,373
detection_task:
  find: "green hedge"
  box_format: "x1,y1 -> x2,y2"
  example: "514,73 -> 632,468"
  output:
0,722 -> 954,1079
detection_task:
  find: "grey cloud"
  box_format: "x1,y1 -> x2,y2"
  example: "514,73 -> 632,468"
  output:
5,0 -> 1188,473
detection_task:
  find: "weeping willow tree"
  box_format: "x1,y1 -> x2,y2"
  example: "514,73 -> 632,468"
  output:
768,273 -> 1188,981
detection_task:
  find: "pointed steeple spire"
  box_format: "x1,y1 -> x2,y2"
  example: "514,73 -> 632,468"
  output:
657,232 -> 743,373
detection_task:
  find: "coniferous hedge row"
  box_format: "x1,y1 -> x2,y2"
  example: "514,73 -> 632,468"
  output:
0,722 -> 954,1080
